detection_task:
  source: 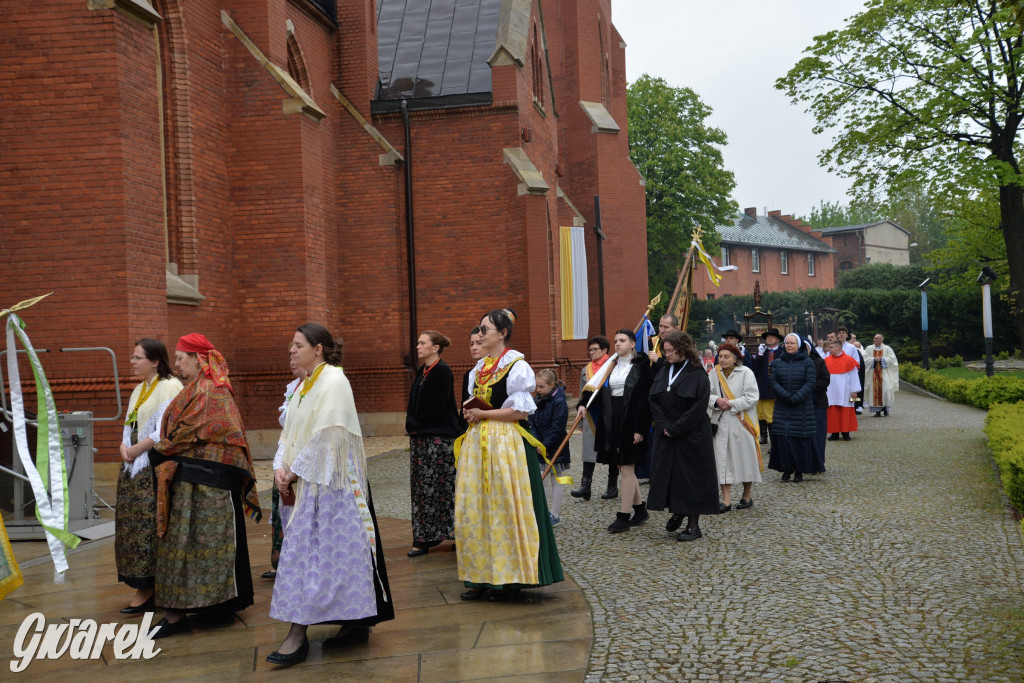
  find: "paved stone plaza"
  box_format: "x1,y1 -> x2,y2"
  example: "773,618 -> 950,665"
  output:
370,389 -> 1024,681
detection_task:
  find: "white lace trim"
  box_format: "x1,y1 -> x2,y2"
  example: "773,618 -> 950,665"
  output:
288,425 -> 367,492
127,398 -> 173,478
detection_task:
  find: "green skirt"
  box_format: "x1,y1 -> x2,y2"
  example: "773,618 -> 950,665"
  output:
466,437 -> 564,590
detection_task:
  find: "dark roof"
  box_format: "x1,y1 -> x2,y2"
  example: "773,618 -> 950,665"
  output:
716,213 -> 835,253
374,0 -> 499,111
817,221 -> 910,236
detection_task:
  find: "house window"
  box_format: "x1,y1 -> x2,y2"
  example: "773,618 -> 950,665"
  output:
720,246 -> 730,267
751,248 -> 760,273
780,250 -> 789,275
707,293 -> 715,301
840,260 -> 854,271
808,253 -> 815,276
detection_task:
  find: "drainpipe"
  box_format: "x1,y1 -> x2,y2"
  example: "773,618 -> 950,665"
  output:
593,196 -> 606,335
401,98 -> 418,370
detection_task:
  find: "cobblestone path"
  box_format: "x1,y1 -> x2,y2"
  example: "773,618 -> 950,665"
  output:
369,390 -> 1024,681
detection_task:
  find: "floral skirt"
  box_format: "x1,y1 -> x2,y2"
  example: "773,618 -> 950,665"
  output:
154,481 -> 253,613
115,464 -> 156,589
410,435 -> 456,548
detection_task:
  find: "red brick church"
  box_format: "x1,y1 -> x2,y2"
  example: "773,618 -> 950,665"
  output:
0,0 -> 647,458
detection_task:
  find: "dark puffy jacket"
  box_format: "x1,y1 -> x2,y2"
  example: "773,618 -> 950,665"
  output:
529,385 -> 570,464
810,351 -> 831,409
767,349 -> 817,437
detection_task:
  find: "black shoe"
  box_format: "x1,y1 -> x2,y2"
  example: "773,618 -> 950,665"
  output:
781,471 -> 792,481
150,616 -> 191,639
677,526 -> 702,542
719,503 -> 731,513
266,637 -> 309,666
666,514 -> 683,532
842,433 -> 852,441
873,411 -> 882,417
608,512 -> 631,533
601,486 -> 618,500
120,595 -> 155,614
570,476 -> 592,501
460,588 -> 487,601
793,472 -> 804,483
407,547 -> 429,557
736,498 -> 753,510
486,587 -> 520,602
828,434 -> 839,441
260,570 -> 277,580
629,503 -> 649,526
323,626 -> 370,649
759,435 -> 768,444
882,407 -> 889,416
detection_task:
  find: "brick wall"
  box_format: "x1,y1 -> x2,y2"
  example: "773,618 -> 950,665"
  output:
1,0 -> 648,461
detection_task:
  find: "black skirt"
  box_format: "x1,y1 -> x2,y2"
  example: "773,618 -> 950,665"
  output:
597,396 -> 647,466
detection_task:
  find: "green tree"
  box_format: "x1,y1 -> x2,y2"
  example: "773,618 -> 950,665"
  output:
627,75 -> 737,307
803,198 -> 884,229
777,0 -> 1024,348
836,263 -> 929,290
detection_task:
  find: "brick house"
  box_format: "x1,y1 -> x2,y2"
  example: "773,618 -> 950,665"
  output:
0,0 -> 646,461
691,208 -> 836,301
816,221 -> 911,284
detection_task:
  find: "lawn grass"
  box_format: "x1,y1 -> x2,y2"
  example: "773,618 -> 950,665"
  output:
934,367 -> 1024,381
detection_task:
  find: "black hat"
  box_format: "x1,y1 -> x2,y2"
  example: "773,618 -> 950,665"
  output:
760,327 -> 782,340
722,329 -> 743,341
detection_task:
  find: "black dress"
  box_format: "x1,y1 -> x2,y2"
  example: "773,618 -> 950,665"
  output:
582,356 -> 653,466
646,361 -> 719,516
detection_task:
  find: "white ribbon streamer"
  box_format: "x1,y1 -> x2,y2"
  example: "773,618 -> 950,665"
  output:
6,315 -> 73,573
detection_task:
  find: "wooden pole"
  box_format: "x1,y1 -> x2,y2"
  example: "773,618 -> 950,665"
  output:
665,245 -> 694,320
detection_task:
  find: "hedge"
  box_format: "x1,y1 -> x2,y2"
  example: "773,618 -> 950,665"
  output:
985,404 -> 1024,515
898,363 -> 1024,410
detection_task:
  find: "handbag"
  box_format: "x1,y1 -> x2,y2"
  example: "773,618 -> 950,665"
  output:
711,410 -> 722,436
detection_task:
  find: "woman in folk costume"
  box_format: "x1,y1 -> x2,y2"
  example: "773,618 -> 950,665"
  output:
262,355 -> 306,581
457,308 -> 563,602
268,324 -> 393,665
825,339 -> 862,441
707,342 -> 761,511
148,333 -> 262,639
115,338 -> 182,614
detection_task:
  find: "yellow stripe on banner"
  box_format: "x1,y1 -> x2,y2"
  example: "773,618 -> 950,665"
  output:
0,517 -> 23,599
559,227 -> 574,340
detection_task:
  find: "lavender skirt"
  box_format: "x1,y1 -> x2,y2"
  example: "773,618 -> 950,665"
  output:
270,482 -> 391,625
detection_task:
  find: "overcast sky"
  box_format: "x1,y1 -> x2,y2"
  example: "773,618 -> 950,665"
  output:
613,0 -> 868,220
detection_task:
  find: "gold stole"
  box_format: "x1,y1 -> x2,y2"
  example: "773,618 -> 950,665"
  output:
872,348 -> 884,405
716,366 -> 763,471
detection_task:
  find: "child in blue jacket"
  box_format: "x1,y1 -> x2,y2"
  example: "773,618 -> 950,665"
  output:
529,369 -> 570,524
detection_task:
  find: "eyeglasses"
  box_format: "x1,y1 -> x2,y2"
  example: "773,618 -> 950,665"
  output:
479,325 -> 493,334
587,347 -> 602,354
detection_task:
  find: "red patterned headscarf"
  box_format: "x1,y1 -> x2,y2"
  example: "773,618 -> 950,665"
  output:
176,333 -> 231,391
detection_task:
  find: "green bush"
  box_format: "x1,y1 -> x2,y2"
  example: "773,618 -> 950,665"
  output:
985,404 -> 1024,513
900,363 -> 1024,409
931,354 -> 964,369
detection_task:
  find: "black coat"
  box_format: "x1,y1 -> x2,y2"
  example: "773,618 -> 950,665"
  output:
582,356 -> 653,460
767,349 -> 817,438
752,345 -> 783,400
528,386 -> 570,464
405,360 -> 462,437
810,351 -> 831,410
646,361 -> 719,515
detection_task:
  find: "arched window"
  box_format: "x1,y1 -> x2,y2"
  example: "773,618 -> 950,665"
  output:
287,34 -> 310,91
531,24 -> 544,107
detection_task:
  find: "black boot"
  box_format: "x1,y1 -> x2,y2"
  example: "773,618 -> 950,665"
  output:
601,466 -> 619,499
608,512 -> 631,533
759,420 -> 768,444
570,476 -> 592,501
629,502 -> 649,526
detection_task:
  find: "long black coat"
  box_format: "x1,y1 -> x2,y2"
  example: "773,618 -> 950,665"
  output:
646,361 -> 719,515
767,349 -> 817,437
581,356 -> 653,461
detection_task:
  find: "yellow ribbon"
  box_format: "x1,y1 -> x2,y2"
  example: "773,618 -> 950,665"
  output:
453,422 -> 573,487
715,366 -> 763,471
